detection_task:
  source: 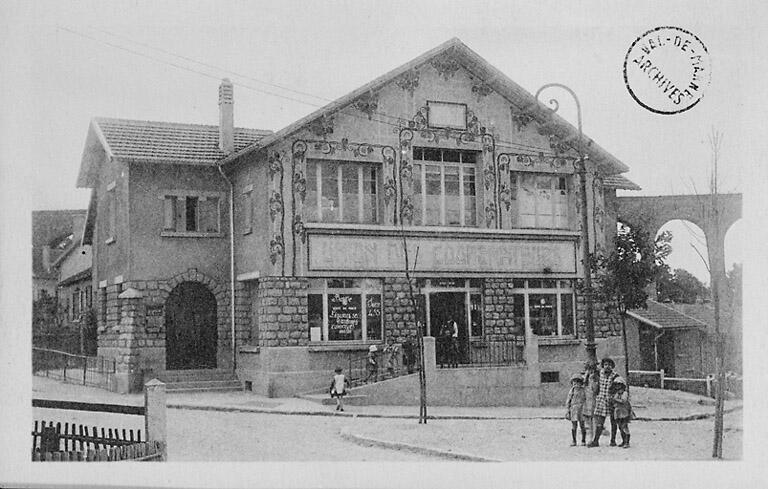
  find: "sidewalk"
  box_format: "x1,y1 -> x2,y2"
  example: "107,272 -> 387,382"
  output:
33,375 -> 741,421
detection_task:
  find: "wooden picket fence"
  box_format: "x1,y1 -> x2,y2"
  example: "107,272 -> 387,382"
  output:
31,380 -> 167,462
32,440 -> 164,461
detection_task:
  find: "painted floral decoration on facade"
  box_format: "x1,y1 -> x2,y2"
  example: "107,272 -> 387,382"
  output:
485,202 -> 497,227
483,164 -> 496,190
352,91 -> 379,120
382,176 -> 396,206
313,138 -> 374,158
269,235 -> 284,265
431,53 -> 461,80
293,172 -> 307,203
268,152 -> 283,180
292,215 -> 306,243
549,134 -> 571,155
511,106 -> 535,132
268,191 -> 283,222
308,115 -> 334,138
499,184 -> 512,211
395,69 -> 420,96
400,196 -> 414,223
471,81 -> 493,100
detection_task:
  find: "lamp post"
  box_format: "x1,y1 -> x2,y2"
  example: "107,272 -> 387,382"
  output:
534,83 -> 597,364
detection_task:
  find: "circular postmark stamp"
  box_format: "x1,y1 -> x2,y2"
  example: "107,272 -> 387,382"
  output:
623,26 -> 711,115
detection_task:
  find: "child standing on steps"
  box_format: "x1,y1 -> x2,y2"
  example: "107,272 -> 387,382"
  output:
330,367 -> 350,411
565,374 -> 587,446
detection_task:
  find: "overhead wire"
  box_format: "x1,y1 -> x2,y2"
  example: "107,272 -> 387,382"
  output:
60,25 -> 572,156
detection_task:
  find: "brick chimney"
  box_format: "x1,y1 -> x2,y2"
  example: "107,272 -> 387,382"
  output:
218,78 -> 234,154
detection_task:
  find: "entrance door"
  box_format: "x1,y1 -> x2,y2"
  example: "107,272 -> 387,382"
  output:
165,281 -> 218,370
429,292 -> 468,364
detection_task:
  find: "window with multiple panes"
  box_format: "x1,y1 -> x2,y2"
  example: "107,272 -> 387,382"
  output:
162,193 -> 222,235
305,160 -> 381,224
510,279 -> 575,337
307,278 -> 382,342
412,147 -> 478,226
513,173 -> 571,229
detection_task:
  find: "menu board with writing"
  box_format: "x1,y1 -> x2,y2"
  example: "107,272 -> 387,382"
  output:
366,294 -> 382,340
327,294 -> 361,341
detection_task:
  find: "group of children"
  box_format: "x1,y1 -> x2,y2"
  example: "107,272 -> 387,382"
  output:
565,357 -> 633,448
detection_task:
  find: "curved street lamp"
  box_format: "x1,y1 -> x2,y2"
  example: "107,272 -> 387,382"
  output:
534,83 -> 597,365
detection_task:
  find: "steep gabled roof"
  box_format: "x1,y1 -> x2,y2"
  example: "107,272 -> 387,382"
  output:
221,38 -> 630,176
78,118 -> 272,187
627,300 -> 709,331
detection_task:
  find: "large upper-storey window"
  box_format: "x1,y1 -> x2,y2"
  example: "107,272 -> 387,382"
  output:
412,147 -> 478,227
513,173 -> 571,229
306,160 -> 380,224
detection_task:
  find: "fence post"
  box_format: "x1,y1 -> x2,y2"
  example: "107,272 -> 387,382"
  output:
660,369 -> 665,389
144,379 -> 166,461
83,356 -> 87,385
706,374 -> 713,398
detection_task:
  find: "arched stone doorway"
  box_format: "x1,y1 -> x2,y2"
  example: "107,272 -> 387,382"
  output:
165,281 -> 218,370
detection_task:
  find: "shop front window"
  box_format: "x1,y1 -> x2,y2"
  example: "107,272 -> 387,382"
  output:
511,279 -> 576,337
307,278 -> 383,342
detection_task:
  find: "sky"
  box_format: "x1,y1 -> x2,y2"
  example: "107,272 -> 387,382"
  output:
1,0 -> 760,283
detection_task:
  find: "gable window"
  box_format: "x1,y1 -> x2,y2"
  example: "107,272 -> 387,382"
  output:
305,160 -> 380,224
514,173 -> 571,229
412,147 -> 478,226
511,279 -> 575,337
161,192 -> 223,237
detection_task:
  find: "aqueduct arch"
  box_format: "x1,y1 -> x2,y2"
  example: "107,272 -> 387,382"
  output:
615,193 -> 742,281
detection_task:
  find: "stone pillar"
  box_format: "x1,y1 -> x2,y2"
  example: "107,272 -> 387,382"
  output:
144,379 -> 167,461
114,287 -> 145,394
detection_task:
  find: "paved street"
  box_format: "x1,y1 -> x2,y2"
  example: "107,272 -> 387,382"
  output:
32,377 -> 742,462
166,410 -> 433,461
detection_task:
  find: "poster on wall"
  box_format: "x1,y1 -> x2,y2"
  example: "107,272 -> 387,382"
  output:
327,294 -> 361,341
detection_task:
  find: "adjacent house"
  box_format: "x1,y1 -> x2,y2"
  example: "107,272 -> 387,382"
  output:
32,209 -> 87,300
76,38 -> 640,401
625,299 -> 716,378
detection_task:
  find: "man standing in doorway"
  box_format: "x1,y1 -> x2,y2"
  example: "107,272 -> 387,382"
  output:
448,315 -> 459,368
588,357 -> 619,447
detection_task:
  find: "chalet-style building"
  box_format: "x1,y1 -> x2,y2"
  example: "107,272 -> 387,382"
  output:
76,39 -> 640,402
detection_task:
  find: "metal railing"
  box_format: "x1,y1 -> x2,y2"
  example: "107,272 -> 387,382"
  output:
438,337 -> 525,368
33,347 -> 116,391
347,345 -> 421,387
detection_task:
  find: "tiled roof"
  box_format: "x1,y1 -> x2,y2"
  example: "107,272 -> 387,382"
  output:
222,38 -> 630,175
604,174 -> 641,190
627,300 -> 708,330
94,118 -> 272,165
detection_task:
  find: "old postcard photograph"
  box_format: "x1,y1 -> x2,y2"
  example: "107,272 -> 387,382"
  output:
1,1 -> 765,487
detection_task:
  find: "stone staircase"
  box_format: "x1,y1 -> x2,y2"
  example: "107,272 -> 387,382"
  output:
156,369 -> 243,393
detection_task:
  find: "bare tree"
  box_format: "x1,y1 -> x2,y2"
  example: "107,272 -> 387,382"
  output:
706,129 -> 727,459
399,223 -> 428,423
